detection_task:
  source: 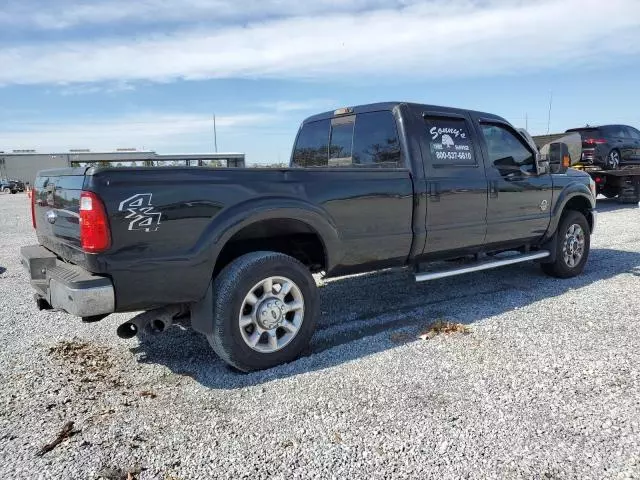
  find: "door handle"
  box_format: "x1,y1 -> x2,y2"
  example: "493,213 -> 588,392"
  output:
428,182 -> 440,202
489,180 -> 498,198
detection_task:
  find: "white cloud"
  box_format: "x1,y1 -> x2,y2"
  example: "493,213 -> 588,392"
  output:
0,113 -> 275,152
0,0 -> 638,85
0,0 -> 420,29
55,81 -> 136,96
256,100 -> 336,113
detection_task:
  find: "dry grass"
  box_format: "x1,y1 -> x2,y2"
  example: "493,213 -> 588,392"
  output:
48,339 -> 114,375
47,339 -> 126,391
419,320 -> 470,340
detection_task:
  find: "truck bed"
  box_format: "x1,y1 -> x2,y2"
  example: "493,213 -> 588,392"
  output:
32,165 -> 415,311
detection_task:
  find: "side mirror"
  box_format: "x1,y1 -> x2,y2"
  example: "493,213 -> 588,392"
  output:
546,142 -> 571,174
536,153 -> 550,175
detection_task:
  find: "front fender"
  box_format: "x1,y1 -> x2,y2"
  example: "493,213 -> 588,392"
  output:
545,182 -> 595,241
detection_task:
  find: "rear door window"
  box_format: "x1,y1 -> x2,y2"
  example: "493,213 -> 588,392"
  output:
621,126 -> 640,139
604,125 -> 626,138
423,116 -> 476,166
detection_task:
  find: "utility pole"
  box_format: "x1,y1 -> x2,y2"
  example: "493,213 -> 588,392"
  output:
213,114 -> 218,153
546,92 -> 553,135
525,113 -> 528,131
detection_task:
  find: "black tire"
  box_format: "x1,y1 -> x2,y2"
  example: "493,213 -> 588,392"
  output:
606,149 -> 621,170
617,184 -> 640,204
10,190 -> 17,194
601,186 -> 618,199
1,187 -> 9,194
207,251 -> 318,372
541,210 -> 590,278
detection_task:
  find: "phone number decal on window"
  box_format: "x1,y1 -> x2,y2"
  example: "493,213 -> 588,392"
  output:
435,151 -> 473,161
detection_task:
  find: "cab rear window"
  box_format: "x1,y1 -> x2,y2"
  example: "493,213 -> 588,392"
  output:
292,111 -> 402,168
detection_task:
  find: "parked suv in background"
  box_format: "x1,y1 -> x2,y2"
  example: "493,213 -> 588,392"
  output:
566,124 -> 640,170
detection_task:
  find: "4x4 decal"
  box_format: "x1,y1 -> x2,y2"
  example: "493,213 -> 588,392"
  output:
118,193 -> 162,232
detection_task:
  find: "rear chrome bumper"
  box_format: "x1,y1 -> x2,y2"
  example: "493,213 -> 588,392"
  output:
20,245 -> 115,317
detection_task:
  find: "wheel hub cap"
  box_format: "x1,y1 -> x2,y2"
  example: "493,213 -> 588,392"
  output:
563,224 -> 585,267
257,298 -> 286,329
238,276 -> 305,353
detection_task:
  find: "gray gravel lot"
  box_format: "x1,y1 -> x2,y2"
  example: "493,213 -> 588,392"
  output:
1,192 -> 639,479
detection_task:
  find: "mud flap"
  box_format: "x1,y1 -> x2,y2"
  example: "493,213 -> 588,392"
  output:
190,280 -> 214,336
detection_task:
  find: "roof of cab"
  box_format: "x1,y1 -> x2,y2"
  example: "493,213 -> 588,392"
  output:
301,101 -> 507,124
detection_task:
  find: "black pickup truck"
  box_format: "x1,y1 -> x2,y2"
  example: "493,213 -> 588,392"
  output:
22,102 -> 597,371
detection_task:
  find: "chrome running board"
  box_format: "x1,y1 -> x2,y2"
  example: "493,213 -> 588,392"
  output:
414,251 -> 550,282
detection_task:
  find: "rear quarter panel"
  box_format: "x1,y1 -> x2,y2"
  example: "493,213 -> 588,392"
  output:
86,167 -> 414,311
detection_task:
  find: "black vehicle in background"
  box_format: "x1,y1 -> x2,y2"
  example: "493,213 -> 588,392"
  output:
533,126 -> 640,203
1,178 -> 25,194
566,125 -> 640,170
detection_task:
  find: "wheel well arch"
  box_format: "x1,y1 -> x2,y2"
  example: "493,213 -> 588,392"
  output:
213,218 -> 328,276
562,195 -> 594,232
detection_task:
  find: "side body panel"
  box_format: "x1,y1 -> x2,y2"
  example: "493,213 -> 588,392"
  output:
81,167 -> 414,311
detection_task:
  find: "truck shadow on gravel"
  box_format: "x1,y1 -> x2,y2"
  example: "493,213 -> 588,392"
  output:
130,247 -> 640,389
596,197 -> 639,212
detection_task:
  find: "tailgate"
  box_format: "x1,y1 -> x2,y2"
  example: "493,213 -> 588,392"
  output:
33,169 -> 87,260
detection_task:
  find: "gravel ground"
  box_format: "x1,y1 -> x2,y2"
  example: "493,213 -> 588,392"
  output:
1,192 -> 639,479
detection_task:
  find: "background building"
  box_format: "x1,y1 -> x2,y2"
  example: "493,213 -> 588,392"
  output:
0,149 -> 245,185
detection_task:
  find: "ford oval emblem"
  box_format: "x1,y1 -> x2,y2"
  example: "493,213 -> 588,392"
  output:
46,210 -> 57,224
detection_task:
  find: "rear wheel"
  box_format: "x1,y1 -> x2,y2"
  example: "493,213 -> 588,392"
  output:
606,149 -> 621,170
601,186 -> 618,199
541,210 -> 590,278
1,187 -> 9,194
207,251 -> 318,372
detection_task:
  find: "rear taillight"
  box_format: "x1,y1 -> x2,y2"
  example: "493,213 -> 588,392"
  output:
30,190 -> 36,229
79,191 -> 111,253
584,138 -> 607,145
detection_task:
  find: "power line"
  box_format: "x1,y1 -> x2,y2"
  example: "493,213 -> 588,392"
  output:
546,92 -> 553,135
213,113 -> 218,153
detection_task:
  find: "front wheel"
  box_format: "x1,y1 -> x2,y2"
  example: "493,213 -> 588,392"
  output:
541,211 -> 590,278
207,251 -> 319,372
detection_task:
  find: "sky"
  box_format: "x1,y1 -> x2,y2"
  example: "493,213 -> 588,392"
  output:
1,0 -> 639,164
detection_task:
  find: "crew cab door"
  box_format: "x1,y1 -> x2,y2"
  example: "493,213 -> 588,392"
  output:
473,117 -> 552,245
420,112 -> 488,255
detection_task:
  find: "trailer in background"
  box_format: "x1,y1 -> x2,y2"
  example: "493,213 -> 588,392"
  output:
533,133 -> 640,204
575,165 -> 640,204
